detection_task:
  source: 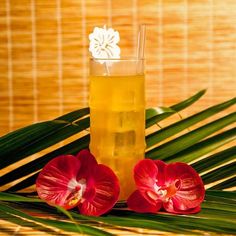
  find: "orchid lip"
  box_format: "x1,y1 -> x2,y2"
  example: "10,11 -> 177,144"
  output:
66,178 -> 87,206
146,185 -> 168,202
148,179 -> 181,203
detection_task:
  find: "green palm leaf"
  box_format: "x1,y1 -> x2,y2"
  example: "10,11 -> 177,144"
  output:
0,192 -> 235,235
0,203 -> 112,236
191,146 -> 236,173
0,90 -> 235,235
202,162 -> 236,184
0,134 -> 90,188
0,114 -> 90,175
208,177 -> 236,190
146,97 -> 236,148
205,190 -> 236,201
145,89 -> 206,128
164,127 -> 236,163
146,112 -> 236,159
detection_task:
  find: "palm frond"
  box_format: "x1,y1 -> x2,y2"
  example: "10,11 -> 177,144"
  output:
0,134 -> 90,188
164,127 -> 236,163
146,96 -> 236,148
0,203 -> 112,236
146,89 -> 206,128
0,108 -> 90,169
209,176 -> 236,190
0,191 -> 235,235
191,146 -> 236,173
202,162 -> 236,184
0,90 -> 235,235
146,112 -> 236,159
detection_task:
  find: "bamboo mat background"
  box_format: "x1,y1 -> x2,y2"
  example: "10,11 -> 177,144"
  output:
0,1 -> 236,235
0,0 -> 236,136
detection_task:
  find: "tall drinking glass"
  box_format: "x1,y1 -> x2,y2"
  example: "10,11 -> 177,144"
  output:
89,58 -> 145,200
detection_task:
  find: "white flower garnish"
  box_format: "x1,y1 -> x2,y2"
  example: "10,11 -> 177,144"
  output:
89,26 -> 120,60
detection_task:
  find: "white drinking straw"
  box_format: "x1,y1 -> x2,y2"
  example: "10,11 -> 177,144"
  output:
137,25 -> 146,60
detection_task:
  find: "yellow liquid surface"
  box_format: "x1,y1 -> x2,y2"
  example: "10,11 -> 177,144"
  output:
89,75 -> 145,200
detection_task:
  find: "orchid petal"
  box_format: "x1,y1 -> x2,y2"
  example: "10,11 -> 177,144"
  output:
76,150 -> 97,180
164,162 -> 205,212
79,164 -> 120,216
134,159 -> 158,192
127,190 -> 162,213
133,159 -> 159,204
36,155 -> 81,209
163,198 -> 201,214
154,160 -> 167,186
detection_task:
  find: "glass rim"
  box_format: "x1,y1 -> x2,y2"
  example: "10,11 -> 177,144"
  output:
89,57 -> 145,62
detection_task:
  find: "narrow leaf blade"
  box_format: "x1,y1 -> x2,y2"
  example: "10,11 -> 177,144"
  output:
146,112 -> 236,159
202,162 -> 236,184
146,97 -> 236,148
1,134 -> 90,190
192,146 -> 236,173
145,89 -> 206,128
164,127 -> 236,163
208,177 -> 236,190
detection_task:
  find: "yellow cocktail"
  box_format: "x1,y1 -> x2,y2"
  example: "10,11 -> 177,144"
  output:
89,60 -> 145,200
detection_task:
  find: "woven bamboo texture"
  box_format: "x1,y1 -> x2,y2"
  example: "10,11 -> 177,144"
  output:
0,1 -> 235,235
0,0 -> 236,136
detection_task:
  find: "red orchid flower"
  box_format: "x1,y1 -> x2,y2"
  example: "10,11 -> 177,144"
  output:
127,159 -> 205,214
36,150 -> 120,216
